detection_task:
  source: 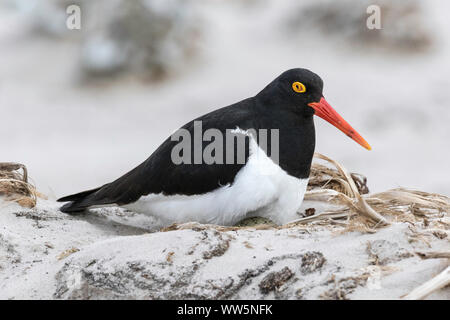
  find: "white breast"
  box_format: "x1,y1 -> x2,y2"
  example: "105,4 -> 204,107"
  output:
123,131 -> 308,226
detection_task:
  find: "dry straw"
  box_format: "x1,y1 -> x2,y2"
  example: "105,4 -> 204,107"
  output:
0,162 -> 41,208
1,158 -> 448,299
402,266 -> 450,300
165,153 -> 449,235
162,154 -> 449,299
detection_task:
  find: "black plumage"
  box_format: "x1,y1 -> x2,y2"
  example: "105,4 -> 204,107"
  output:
58,68 -> 324,213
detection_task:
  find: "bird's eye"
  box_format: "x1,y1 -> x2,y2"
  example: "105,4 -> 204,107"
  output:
292,82 -> 306,93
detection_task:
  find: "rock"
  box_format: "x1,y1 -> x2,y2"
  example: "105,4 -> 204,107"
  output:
300,251 -> 326,274
259,267 -> 294,294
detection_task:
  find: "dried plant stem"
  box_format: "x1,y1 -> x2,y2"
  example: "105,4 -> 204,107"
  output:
0,162 -> 28,182
287,211 -> 351,225
0,163 -> 38,208
313,153 -> 388,225
416,251 -> 450,259
402,266 -> 450,300
0,178 -> 31,187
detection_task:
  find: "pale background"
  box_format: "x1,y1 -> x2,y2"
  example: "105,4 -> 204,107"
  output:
1,0 -> 449,198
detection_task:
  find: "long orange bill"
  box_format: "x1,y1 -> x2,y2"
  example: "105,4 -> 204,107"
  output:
308,97 -> 371,150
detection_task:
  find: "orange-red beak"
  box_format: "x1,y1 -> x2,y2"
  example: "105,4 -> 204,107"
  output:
308,97 -> 371,150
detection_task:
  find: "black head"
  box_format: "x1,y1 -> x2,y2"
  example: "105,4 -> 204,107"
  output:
256,68 -> 372,150
256,68 -> 324,117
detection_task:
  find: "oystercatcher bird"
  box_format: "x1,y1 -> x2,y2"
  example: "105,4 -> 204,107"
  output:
58,68 -> 370,225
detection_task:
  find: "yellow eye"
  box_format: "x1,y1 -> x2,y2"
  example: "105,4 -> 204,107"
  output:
292,81 -> 306,93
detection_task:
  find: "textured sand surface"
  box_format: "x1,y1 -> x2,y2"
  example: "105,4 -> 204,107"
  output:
0,199 -> 448,300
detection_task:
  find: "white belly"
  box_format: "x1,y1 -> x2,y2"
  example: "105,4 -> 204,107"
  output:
123,133 -> 308,226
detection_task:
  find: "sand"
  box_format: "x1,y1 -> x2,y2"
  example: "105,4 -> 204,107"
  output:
0,197 -> 448,300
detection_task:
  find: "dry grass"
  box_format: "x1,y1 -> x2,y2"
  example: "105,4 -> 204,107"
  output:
416,251 -> 450,260
0,162 -> 44,208
402,266 -> 450,300
160,154 -> 449,300
3,157 -> 447,239
57,247 -> 80,260
2,159 -> 446,299
163,153 -> 449,237
286,153 -> 449,236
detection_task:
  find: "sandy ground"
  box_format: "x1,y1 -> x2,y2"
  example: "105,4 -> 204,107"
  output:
1,0 -> 449,200
1,0 -> 449,300
0,198 -> 448,300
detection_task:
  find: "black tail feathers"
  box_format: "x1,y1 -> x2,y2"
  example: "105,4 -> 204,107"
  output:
57,187 -> 101,203
58,187 -> 103,214
59,201 -> 88,214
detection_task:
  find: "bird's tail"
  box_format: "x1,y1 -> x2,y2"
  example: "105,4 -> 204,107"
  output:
57,187 -> 102,213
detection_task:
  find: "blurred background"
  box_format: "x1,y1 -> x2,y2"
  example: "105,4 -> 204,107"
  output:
1,0 -> 449,198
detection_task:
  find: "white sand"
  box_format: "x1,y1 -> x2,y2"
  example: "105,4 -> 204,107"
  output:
0,199 -> 448,300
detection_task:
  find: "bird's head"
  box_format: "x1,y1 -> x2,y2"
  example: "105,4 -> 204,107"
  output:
258,68 -> 371,150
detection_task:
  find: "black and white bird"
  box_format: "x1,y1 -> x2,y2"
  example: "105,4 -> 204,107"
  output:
58,68 -> 371,225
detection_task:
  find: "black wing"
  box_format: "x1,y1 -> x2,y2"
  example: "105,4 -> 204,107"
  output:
58,99 -> 256,213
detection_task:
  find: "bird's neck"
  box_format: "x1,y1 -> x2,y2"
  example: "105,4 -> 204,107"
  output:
251,97 -> 316,180
255,85 -> 283,106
